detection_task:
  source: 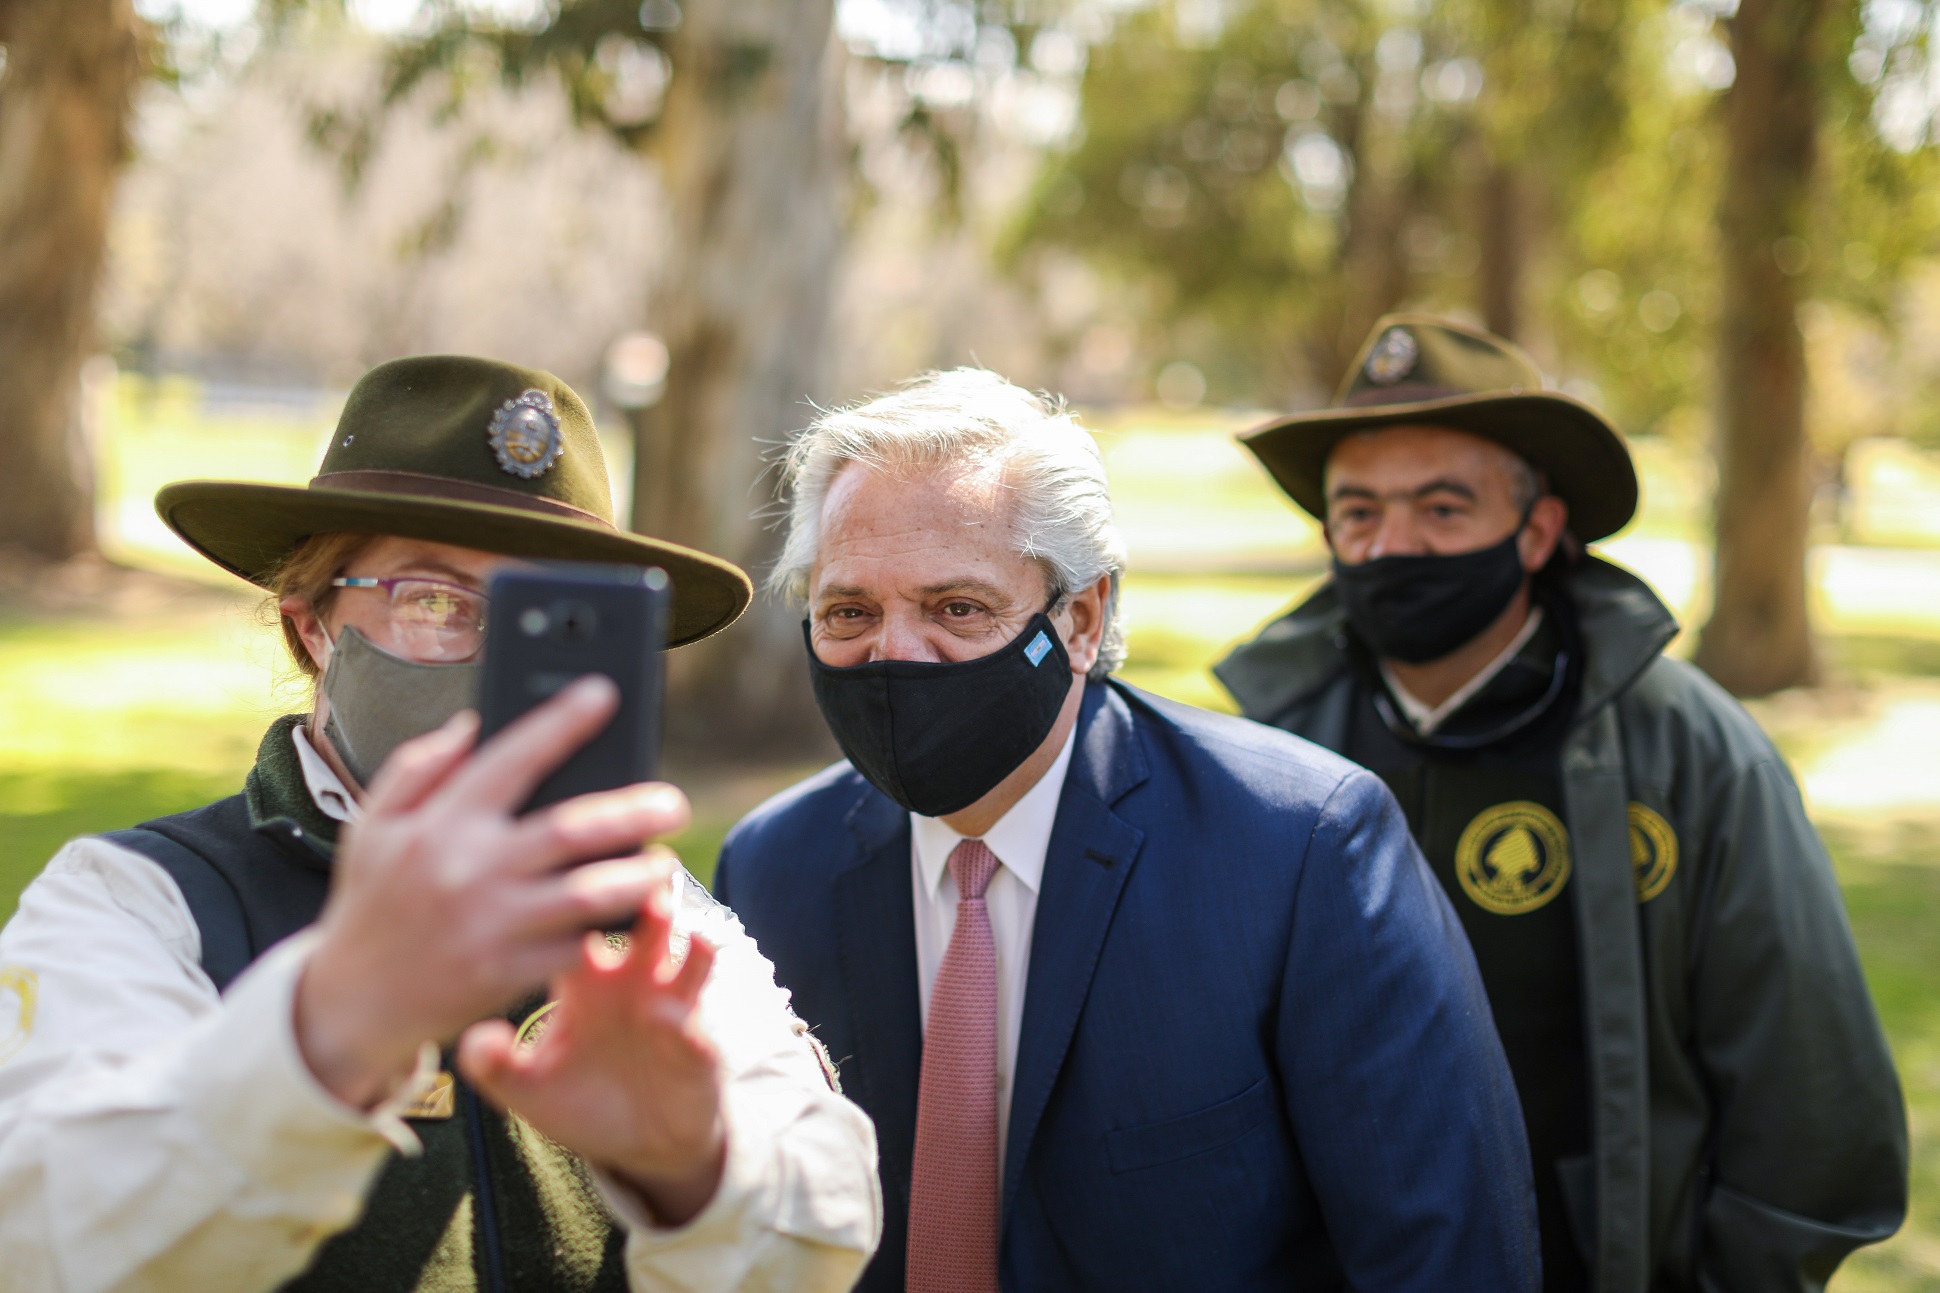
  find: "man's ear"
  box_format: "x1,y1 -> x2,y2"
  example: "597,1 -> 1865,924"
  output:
1057,575 -> 1112,676
280,595 -> 332,673
1519,496 -> 1569,572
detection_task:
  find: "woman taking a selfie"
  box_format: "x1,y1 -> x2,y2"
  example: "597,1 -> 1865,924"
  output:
0,356 -> 880,1293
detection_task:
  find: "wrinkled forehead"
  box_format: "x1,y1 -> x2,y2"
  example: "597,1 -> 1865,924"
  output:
811,457 -> 1038,592
1323,422 -> 1532,498
814,452 -> 1016,531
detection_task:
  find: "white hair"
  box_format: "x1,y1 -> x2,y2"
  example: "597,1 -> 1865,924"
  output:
771,368 -> 1128,679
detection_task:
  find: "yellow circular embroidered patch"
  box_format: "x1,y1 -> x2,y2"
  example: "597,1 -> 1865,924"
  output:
0,967 -> 38,1067
514,999 -> 560,1051
1629,802 -> 1678,902
1456,802 -> 1573,915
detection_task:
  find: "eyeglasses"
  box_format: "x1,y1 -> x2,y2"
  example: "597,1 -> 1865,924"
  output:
331,576 -> 489,663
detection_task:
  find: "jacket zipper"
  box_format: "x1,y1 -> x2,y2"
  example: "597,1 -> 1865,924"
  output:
461,1081 -> 509,1293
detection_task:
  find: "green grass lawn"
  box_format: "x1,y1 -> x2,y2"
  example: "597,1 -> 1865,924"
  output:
1,767 -> 245,915
1820,826 -> 1940,1290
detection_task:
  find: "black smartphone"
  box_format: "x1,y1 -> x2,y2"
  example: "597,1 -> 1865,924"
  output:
475,562 -> 669,814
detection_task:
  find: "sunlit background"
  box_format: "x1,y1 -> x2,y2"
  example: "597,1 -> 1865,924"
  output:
2,0 -> 1939,1283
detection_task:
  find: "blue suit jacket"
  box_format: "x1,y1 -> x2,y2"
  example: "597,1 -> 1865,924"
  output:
715,681 -> 1539,1292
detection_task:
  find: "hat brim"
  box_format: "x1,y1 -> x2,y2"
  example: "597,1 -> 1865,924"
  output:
155,481 -> 752,648
1239,391 -> 1638,544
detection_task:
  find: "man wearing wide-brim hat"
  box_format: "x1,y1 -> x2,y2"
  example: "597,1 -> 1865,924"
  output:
0,356 -> 881,1291
1216,315 -> 1907,1292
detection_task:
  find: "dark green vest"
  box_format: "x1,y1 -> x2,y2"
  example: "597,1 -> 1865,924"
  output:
108,717 -> 629,1293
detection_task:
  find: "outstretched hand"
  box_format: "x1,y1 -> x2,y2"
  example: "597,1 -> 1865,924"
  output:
457,863 -> 728,1227
295,677 -> 688,1111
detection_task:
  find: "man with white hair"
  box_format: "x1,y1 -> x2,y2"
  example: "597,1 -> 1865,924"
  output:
713,369 -> 1542,1292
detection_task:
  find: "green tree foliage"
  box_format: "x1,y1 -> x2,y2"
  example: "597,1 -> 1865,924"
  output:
254,0 -> 681,195
1008,0 -> 1938,430
1006,0 -> 1642,401
1544,4 -> 1723,435
1552,0 -> 1939,441
1007,0 -> 1428,398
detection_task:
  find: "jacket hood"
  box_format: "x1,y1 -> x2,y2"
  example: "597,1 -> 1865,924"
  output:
1214,556 -> 1679,725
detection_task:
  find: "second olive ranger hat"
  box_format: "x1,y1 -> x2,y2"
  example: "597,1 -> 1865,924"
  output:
155,354 -> 752,646
1241,314 -> 1639,543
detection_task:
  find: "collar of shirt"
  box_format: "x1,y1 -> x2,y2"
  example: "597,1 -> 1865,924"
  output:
291,724 -> 364,825
910,724 -> 1078,894
1382,606 -> 1546,737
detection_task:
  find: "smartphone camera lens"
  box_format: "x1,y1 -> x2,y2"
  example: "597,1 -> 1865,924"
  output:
518,607 -> 549,637
552,600 -> 598,643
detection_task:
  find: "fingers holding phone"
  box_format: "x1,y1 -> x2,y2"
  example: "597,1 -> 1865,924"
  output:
295,565 -> 679,1109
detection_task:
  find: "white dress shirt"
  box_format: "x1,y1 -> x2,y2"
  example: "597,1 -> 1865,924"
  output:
0,725 -> 882,1293
909,726 -> 1077,1176
1382,606 -> 1546,735
291,723 -> 359,823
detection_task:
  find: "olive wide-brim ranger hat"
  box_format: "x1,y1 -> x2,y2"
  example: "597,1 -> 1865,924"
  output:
1242,314 -> 1640,543
156,355 -> 752,646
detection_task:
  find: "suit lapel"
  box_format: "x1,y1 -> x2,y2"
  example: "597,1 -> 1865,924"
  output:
832,787 -> 924,1208
1003,684 -> 1149,1214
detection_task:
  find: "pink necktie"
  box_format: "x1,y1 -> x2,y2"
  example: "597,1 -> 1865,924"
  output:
907,838 -> 1002,1293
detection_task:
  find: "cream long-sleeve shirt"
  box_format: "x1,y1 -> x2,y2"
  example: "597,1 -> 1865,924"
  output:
0,800 -> 880,1291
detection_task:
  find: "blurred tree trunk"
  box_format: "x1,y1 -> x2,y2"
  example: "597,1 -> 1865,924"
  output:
1693,0 -> 1825,696
1307,64 -> 1412,382
1327,169 -> 1411,377
0,0 -> 142,560
632,0 -> 844,758
1478,159 -> 1522,340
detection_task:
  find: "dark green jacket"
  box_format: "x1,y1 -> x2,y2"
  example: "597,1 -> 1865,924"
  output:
1215,558 -> 1908,1293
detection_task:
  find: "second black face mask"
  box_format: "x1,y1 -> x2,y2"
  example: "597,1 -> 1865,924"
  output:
1332,523 -> 1530,664
805,612 -> 1073,818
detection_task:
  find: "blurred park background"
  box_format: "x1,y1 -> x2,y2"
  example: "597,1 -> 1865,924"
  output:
3,0 -> 1940,1283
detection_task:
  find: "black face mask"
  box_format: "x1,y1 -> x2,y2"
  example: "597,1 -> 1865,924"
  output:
1332,516 -> 1532,664
804,612 -> 1073,818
